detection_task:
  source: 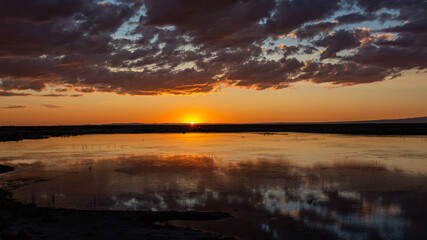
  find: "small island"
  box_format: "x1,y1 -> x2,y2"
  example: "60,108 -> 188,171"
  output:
0,164 -> 14,174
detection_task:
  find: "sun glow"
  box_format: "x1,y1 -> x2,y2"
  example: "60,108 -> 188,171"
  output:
181,112 -> 203,124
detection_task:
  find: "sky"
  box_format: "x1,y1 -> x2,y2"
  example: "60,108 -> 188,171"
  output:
0,0 -> 426,125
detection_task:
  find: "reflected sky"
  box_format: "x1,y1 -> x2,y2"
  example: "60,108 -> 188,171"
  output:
0,133 -> 426,239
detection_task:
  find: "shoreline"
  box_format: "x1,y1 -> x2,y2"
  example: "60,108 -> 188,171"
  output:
1,123 -> 427,142
0,164 -> 14,174
0,189 -> 233,240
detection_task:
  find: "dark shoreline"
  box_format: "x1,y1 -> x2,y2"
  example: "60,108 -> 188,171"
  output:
0,165 -> 234,239
0,189 -> 233,240
0,164 -> 14,174
1,123 -> 427,142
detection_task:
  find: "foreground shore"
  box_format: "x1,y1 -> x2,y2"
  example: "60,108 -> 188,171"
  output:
0,189 -> 233,240
0,165 -> 234,240
0,197 -> 233,240
1,123 -> 427,142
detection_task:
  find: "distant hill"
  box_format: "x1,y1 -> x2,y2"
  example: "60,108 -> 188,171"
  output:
330,116 -> 427,124
255,116 -> 427,124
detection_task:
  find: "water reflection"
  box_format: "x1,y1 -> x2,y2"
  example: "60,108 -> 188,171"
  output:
0,133 -> 426,239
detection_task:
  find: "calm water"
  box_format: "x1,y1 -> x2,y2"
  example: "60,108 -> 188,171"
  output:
1,133 -> 427,239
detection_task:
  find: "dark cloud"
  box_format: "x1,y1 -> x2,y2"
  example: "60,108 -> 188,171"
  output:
1,105 -> 26,109
336,13 -> 376,24
0,2 -> 116,57
279,45 -> 301,57
0,91 -> 31,96
79,2 -> 134,35
375,32 -> 427,48
345,45 -> 427,69
143,0 -> 275,45
346,12 -> 427,70
225,58 -> 304,89
55,88 -> 70,92
42,104 -> 63,109
40,93 -> 67,97
298,60 -> 392,85
266,0 -> 340,35
315,28 -> 371,59
0,0 -> 91,23
355,0 -> 425,13
293,22 -> 337,40
383,11 -> 427,35
0,0 -> 425,95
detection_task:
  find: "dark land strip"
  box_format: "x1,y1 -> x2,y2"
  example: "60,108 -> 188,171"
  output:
1,123 -> 427,142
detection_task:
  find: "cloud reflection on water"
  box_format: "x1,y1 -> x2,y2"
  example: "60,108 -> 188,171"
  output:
41,154 -> 425,240
1,133 -> 426,239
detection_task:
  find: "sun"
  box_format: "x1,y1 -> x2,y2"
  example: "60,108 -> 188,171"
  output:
182,114 -> 202,124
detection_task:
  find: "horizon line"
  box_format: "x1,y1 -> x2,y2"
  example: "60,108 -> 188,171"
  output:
1,116 -> 426,127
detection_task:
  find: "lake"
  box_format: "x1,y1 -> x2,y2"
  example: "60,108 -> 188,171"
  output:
1,133 -> 426,239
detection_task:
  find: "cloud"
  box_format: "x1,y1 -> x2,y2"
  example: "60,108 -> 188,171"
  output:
142,0 -> 275,46
40,93 -> 67,97
225,58 -> 304,89
345,45 -> 427,69
336,13 -> 376,25
55,88 -> 69,93
42,104 -> 63,108
293,22 -> 337,40
266,0 -> 340,34
277,44 -> 301,57
298,60 -> 393,85
1,105 -> 27,109
0,0 -> 425,95
315,28 -> 371,59
0,91 -> 31,96
355,0 -> 426,13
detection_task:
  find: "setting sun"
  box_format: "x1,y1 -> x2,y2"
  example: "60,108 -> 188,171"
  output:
180,112 -> 204,124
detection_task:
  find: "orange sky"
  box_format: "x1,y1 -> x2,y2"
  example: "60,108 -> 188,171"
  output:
1,0 -> 427,126
1,70 -> 426,125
